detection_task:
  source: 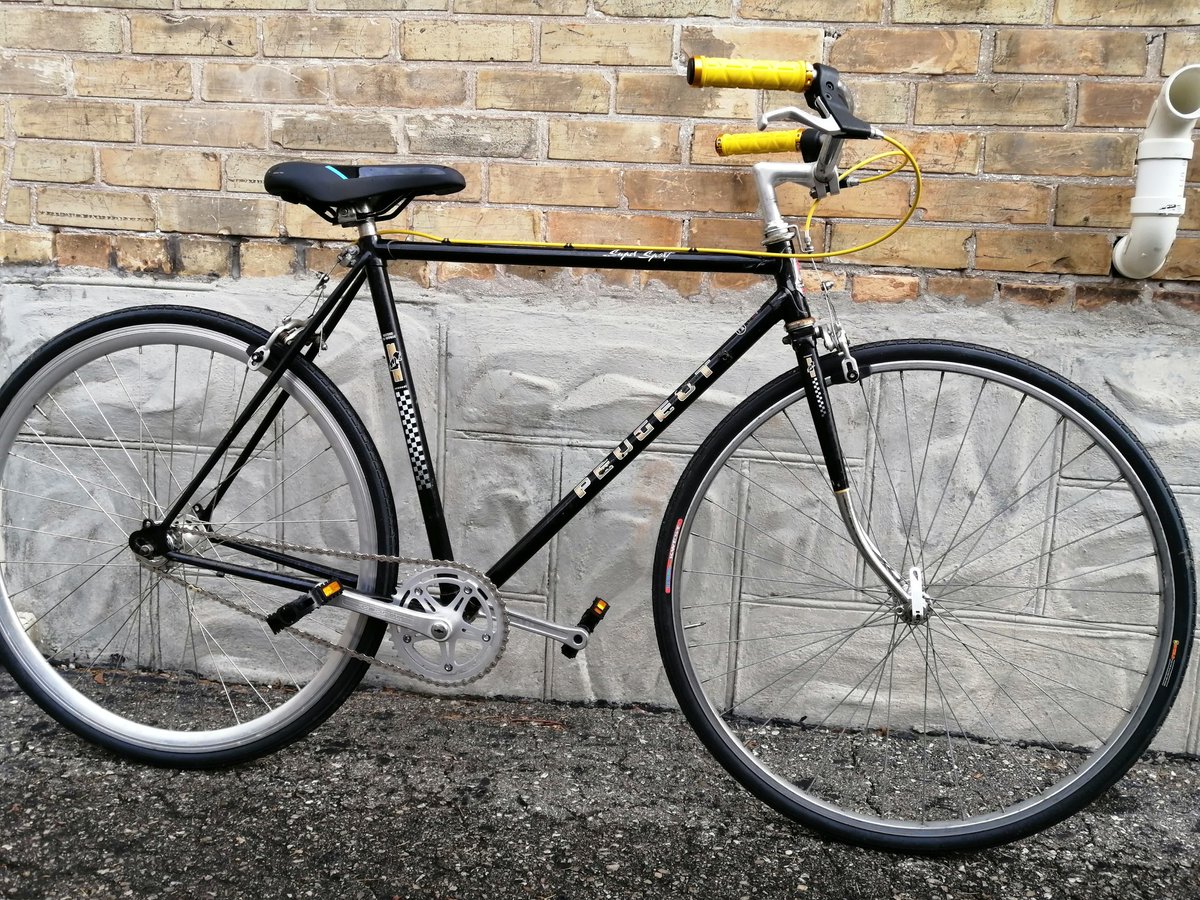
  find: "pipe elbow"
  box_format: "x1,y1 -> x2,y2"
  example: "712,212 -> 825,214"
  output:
1144,64 -> 1200,142
1113,225 -> 1180,280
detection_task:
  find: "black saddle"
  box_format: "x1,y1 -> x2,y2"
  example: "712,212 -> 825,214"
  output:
264,162 -> 466,226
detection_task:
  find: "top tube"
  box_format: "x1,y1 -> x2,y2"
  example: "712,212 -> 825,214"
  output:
366,234 -> 785,276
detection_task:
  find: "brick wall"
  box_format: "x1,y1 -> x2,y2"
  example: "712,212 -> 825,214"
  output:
1,1 -> 1198,308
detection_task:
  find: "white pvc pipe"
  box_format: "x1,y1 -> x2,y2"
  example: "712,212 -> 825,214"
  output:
1112,64 -> 1200,280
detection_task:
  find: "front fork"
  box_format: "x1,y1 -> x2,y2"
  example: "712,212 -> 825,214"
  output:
785,314 -> 923,620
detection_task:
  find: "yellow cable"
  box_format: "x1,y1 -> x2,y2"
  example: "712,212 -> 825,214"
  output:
855,154 -> 909,185
379,133 -> 923,262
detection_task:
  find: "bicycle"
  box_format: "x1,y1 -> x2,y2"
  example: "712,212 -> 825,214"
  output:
0,57 -> 1193,854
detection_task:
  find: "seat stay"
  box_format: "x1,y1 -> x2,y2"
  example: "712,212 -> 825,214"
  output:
158,253 -> 371,527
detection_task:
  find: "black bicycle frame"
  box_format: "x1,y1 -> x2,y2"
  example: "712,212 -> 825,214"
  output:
162,232 -> 851,598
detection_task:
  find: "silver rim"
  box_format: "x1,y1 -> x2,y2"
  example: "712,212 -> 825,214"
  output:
669,352 -> 1174,840
0,321 -> 381,755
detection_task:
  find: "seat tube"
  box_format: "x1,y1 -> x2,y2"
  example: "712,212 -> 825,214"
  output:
364,255 -> 454,560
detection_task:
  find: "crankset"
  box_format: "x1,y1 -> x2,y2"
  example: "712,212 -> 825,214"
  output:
387,565 -> 507,685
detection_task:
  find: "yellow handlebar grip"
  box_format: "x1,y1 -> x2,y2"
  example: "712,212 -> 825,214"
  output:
715,130 -> 803,157
688,56 -> 815,92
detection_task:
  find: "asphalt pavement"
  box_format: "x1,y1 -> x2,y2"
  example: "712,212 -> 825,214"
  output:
2,672 -> 1199,900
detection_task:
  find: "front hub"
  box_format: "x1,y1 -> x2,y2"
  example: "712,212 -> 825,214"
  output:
901,565 -> 930,624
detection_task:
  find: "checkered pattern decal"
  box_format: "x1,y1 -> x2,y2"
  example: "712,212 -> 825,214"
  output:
395,384 -> 432,489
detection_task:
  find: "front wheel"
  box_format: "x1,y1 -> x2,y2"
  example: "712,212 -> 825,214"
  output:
654,340 -> 1194,852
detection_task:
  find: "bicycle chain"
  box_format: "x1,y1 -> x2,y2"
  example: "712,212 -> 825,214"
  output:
158,530 -> 506,687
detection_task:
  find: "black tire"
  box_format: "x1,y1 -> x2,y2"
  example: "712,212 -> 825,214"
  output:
0,306 -> 399,766
653,340 -> 1194,852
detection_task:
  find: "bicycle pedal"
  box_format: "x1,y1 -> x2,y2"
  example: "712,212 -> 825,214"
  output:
266,579 -> 342,634
561,597 -> 609,659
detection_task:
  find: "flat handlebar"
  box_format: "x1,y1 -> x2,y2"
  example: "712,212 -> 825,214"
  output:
687,56 -> 816,93
688,56 -> 875,157
715,129 -> 804,157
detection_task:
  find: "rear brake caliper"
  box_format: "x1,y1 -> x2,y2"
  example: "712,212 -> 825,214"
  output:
247,316 -> 311,371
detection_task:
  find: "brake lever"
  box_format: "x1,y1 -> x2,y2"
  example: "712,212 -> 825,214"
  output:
755,108 -> 845,198
759,106 -> 841,134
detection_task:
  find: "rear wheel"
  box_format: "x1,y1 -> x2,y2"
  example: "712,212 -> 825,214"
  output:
654,340 -> 1194,851
0,306 -> 399,766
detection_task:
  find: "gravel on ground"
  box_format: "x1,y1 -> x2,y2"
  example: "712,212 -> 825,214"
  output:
2,674 -> 1199,900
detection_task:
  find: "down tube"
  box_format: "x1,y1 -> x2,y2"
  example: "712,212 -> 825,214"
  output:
486,294 -> 788,588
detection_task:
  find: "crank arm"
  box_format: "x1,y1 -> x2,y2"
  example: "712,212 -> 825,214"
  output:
329,589 -> 452,641
507,609 -> 590,654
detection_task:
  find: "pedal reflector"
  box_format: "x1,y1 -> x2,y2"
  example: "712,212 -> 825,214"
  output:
561,597 -> 610,659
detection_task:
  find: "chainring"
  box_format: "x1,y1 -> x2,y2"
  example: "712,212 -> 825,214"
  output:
387,565 -> 507,685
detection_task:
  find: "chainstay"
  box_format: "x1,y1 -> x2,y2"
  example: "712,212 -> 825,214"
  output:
199,529 -> 487,572
160,529 -> 505,686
